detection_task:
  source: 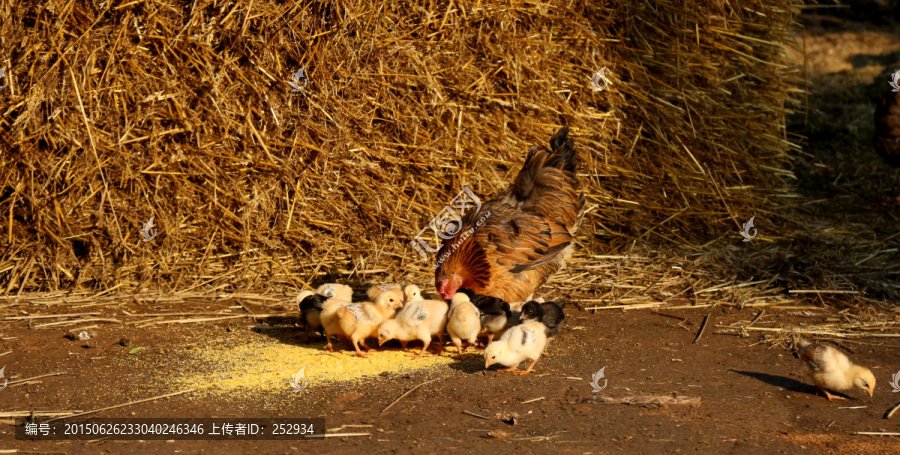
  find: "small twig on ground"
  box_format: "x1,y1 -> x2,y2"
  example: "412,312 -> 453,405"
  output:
694,313 -> 711,344
380,378 -> 441,415
463,410 -> 489,420
583,395 -> 701,408
885,401 -> 900,419
7,372 -> 65,385
521,397 -> 544,404
746,309 -> 765,328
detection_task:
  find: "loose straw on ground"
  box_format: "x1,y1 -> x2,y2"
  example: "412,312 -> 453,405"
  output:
380,378 -> 441,415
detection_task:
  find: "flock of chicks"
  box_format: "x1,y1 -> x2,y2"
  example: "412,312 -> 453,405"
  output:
297,282 -> 566,374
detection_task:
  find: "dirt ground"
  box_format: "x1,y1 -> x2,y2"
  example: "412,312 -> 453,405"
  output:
4,12 -> 900,455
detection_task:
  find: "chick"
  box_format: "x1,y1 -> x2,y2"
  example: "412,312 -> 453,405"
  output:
296,290 -> 322,339
336,290 -> 403,357
458,288 -> 511,345
797,339 -> 876,400
539,301 -> 567,340
404,284 -> 424,303
366,283 -> 404,303
446,292 -> 482,360
316,283 -> 354,303
319,295 -> 355,352
378,296 -> 448,359
297,284 -> 354,340
484,321 -> 548,375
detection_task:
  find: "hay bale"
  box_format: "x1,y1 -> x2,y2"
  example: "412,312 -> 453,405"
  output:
0,0 -> 802,294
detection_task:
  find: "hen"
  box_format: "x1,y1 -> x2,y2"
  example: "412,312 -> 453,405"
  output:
434,126 -> 585,302
874,87 -> 900,168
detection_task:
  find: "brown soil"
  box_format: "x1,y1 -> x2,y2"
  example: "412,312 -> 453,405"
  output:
4,13 -> 900,455
2,301 -> 899,454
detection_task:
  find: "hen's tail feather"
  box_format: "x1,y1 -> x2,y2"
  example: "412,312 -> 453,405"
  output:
512,127 -> 579,202
547,126 -> 578,175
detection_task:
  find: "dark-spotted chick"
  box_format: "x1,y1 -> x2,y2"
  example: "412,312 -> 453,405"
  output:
458,287 -> 511,344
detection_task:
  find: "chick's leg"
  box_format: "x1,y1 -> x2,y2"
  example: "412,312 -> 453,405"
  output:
410,340 -> 431,360
452,339 -> 464,360
515,357 -> 540,375
429,336 -> 445,355
359,339 -> 376,353
351,334 -> 367,358
816,383 -> 845,400
497,366 -> 521,373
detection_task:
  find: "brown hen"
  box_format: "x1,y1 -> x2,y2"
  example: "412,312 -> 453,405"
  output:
434,126 -> 585,302
874,87 -> 900,168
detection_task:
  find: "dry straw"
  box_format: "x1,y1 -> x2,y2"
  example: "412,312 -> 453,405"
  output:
0,0 -> 802,296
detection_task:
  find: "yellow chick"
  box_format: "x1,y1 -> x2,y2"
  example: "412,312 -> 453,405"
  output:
316,283 -> 353,303
446,292 -> 481,360
484,321 -> 548,375
404,284 -> 423,303
797,340 -> 876,400
297,284 -> 355,340
366,283 -> 404,303
378,296 -> 448,359
336,290 -> 403,357
318,290 -> 355,352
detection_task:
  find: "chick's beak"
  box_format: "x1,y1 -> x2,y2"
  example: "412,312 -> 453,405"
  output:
485,359 -> 493,369
867,388 -> 874,398
378,337 -> 386,346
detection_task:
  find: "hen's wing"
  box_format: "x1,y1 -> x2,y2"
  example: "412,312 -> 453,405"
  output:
435,127 -> 584,302
874,88 -> 900,168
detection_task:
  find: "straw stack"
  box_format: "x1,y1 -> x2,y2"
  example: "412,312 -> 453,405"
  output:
0,0 -> 802,295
